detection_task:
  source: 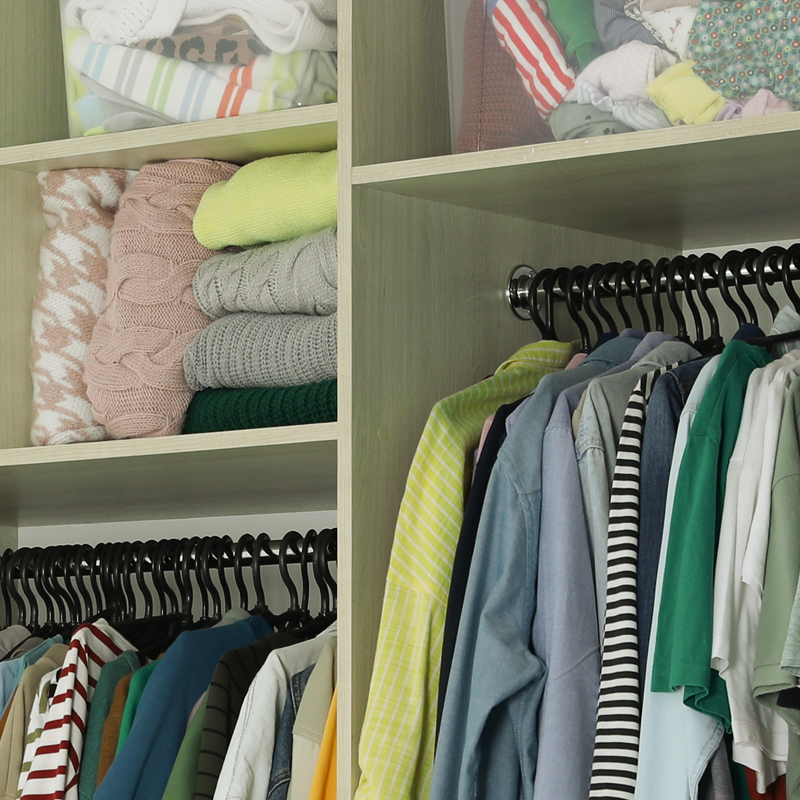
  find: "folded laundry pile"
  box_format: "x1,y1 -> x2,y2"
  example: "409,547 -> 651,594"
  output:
455,0 -> 797,151
59,2 -> 338,136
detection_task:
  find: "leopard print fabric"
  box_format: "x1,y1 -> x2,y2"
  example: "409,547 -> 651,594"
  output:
137,16 -> 267,65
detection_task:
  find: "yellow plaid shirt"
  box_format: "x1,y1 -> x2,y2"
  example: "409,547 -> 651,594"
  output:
355,340 -> 577,800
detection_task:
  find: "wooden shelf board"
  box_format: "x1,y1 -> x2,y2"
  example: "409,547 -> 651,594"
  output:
0,424 -> 338,527
0,104 -> 337,172
353,115 -> 800,249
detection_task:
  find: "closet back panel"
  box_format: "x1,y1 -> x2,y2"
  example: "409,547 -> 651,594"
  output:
0,0 -> 69,147
345,0 -> 452,167
339,185 -> 670,795
0,168 -> 45,450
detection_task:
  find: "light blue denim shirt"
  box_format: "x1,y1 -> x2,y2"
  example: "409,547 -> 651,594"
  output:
430,333 -> 642,800
529,330 -> 675,800
635,356 -> 723,800
575,339 -> 700,624
533,376 -> 610,800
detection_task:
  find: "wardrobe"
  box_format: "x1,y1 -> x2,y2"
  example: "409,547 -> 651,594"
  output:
0,1 -> 795,797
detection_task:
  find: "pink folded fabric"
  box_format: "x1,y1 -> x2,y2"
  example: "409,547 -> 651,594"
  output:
31,169 -> 136,446
85,159 -> 238,438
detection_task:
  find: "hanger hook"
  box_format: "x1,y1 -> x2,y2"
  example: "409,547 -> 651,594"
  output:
781,244 -> 800,311
234,534 -> 254,610
562,266 -> 591,351
592,263 -> 619,335
579,265 -> 604,343
613,263 -> 634,329
732,249 -> 759,326
664,256 -> 688,341
716,251 -> 747,328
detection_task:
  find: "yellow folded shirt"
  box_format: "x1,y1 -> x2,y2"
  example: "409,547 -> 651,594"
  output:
194,149 -> 337,249
647,61 -> 724,125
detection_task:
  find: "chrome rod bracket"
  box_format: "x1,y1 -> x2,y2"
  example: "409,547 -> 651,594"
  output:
506,264 -> 536,320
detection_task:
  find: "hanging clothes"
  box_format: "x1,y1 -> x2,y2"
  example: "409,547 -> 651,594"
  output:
355,341 -> 576,800
432,332 -> 643,800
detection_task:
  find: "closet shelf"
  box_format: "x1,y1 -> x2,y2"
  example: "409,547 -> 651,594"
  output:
0,424 -> 337,527
353,115 -> 800,250
0,104 -> 338,173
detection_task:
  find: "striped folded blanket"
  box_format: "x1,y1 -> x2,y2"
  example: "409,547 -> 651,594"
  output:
68,34 -> 337,132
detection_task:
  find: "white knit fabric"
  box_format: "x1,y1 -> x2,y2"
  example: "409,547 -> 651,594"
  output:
65,0 -> 337,53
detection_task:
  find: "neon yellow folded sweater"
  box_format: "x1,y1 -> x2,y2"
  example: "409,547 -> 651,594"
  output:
193,149 -> 337,249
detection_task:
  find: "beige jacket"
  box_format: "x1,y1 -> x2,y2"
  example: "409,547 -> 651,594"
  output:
287,637 -> 336,800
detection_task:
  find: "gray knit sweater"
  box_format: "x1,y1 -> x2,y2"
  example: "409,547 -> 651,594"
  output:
183,312 -> 337,390
193,227 -> 337,318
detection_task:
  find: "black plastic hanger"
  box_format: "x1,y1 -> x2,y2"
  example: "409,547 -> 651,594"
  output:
0,549 -> 14,628
153,539 -> 180,616
526,268 -> 555,340
213,536 -> 234,617
664,257 -> 689,342
677,256 -> 704,342
591,263 -> 618,335
279,532 -> 303,616
715,251 -> 747,328
750,247 -> 782,320
31,549 -> 52,633
542,267 -> 570,342
316,528 -> 338,615
692,253 -> 724,353
732,249 -> 760,327
780,244 -> 800,311
135,540 -> 156,619
579,265 -> 604,344
629,260 -> 652,332
199,537 -> 222,622
56,546 -> 81,628
562,266 -> 592,351
234,533 -> 255,610
9,549 -> 33,628
71,545 -> 94,622
613,262 -> 634,329
650,257 -> 670,332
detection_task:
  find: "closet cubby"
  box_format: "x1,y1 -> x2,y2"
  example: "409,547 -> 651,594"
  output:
2,0 -> 798,797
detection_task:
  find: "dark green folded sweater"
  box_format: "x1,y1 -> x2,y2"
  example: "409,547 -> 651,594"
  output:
183,381 -> 337,434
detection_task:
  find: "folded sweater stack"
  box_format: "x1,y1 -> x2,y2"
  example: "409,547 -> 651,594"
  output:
183,149 -> 339,433
61,1 -> 337,137
84,158 -> 239,439
31,151 -> 337,444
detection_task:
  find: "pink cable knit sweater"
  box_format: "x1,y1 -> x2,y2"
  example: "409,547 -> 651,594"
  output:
85,159 -> 238,438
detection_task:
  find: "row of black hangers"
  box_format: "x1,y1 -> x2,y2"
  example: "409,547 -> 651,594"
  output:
0,529 -> 336,654
507,244 -> 800,353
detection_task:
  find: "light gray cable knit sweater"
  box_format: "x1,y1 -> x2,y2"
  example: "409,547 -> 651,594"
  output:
183,311 -> 337,390
193,226 -> 337,318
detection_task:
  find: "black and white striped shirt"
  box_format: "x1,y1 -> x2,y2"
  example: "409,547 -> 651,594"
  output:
589,363 -> 680,799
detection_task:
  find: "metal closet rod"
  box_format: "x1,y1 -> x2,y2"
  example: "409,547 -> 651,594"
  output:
506,245 -> 800,320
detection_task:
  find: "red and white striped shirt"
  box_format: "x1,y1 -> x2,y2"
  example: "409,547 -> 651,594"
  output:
18,620 -> 134,800
490,0 -> 575,119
